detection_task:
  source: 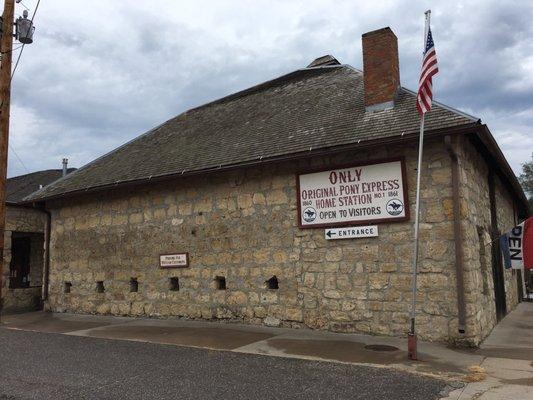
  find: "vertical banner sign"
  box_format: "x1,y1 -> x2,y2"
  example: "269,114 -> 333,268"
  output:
500,217 -> 533,270
297,159 -> 409,228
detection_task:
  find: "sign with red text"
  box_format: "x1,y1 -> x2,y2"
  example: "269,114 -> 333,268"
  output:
297,159 -> 409,228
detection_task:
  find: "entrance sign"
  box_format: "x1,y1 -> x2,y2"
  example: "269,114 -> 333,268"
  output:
297,159 -> 409,228
325,225 -> 378,240
159,253 -> 189,268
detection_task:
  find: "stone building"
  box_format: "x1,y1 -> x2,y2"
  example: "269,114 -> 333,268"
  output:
25,27 -> 528,345
1,169 -> 73,312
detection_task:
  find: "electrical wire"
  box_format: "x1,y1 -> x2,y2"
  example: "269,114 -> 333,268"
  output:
9,143 -> 29,173
18,1 -> 29,12
0,0 -> 42,174
1,45 -> 23,55
0,0 -> 41,112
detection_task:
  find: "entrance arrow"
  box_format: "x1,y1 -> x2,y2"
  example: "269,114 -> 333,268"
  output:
324,226 -> 378,240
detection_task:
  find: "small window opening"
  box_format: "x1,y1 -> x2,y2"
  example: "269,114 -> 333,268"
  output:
266,276 -> 279,290
130,278 -> 139,293
215,276 -> 226,290
96,281 -> 105,293
64,281 -> 72,294
169,277 -> 180,291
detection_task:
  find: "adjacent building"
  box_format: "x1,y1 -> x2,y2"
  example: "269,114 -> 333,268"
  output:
1,168 -> 73,312
24,27 -> 529,345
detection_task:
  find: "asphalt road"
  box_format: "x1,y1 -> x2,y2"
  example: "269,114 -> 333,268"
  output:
0,327 -> 448,400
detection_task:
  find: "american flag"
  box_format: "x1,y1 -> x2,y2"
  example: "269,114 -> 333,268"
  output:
416,26 -> 439,115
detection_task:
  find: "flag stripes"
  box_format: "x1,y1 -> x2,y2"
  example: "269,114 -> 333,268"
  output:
416,28 -> 439,115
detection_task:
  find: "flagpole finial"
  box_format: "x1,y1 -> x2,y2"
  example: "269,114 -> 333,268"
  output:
424,10 -> 431,33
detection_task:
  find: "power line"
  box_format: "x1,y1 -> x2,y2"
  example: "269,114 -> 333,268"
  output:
9,143 -> 29,173
0,1 -> 42,175
0,0 -> 40,112
18,1 -> 29,12
1,45 -> 23,55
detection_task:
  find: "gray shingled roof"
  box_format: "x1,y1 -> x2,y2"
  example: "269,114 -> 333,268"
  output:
25,64 -> 476,202
7,169 -> 76,204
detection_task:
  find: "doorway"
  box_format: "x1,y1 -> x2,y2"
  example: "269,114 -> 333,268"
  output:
8,232 -> 44,289
9,236 -> 31,288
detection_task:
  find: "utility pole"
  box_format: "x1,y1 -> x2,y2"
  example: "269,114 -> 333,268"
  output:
0,0 -> 15,322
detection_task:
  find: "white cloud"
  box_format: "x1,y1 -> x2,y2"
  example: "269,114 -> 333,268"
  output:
7,0 -> 533,178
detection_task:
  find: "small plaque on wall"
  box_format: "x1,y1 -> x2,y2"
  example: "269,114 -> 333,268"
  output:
159,253 -> 189,268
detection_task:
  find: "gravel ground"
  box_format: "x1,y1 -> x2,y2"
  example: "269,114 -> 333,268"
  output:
0,327 -> 448,400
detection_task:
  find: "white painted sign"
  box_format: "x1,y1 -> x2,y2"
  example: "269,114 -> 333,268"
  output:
297,159 -> 408,228
159,253 -> 189,268
325,225 -> 378,240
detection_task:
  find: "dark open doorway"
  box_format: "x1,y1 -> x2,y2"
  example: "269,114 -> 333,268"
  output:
8,232 -> 44,290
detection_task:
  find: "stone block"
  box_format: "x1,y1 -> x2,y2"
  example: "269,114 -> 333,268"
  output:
266,189 -> 288,205
369,273 -> 389,290
264,316 -> 281,327
227,291 -> 247,306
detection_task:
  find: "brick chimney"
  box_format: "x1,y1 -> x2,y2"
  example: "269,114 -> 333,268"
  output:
362,27 -> 400,111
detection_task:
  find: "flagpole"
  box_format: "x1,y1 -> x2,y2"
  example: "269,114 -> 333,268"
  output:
408,9 -> 431,361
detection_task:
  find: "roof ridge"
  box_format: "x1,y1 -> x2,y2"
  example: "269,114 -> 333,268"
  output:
186,65 -> 344,114
8,168 -> 64,180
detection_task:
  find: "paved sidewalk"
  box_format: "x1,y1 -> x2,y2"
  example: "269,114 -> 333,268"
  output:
441,303 -> 533,400
2,302 -> 533,399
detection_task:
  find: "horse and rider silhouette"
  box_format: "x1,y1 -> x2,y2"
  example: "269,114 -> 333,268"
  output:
304,209 -> 315,218
388,201 -> 402,211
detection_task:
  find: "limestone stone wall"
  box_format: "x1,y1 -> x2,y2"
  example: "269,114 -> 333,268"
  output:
2,286 -> 42,312
45,137 -> 513,343
457,135 -> 520,343
1,205 -> 46,313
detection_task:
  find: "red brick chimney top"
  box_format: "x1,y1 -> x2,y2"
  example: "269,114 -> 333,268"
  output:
362,27 -> 400,111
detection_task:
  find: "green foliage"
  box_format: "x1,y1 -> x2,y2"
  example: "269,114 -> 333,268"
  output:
519,153 -> 533,213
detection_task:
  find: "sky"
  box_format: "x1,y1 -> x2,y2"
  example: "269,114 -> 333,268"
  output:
6,0 -> 533,178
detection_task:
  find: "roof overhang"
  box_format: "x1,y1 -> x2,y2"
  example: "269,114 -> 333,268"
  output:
22,122 -> 499,204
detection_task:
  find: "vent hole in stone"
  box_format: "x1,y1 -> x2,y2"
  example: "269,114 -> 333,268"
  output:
96,281 -> 105,293
169,277 -> 180,291
130,278 -> 138,293
266,276 -> 279,290
64,282 -> 72,294
215,276 -> 226,290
